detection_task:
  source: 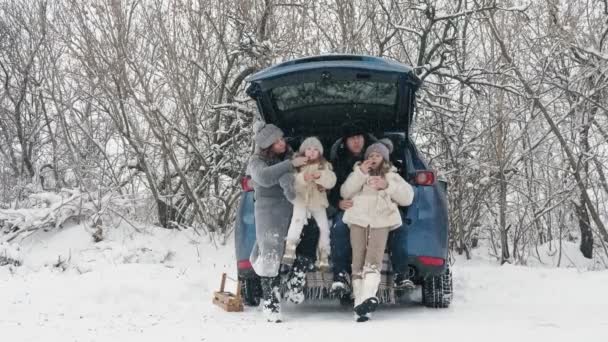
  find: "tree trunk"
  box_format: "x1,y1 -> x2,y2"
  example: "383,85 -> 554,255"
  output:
575,98 -> 594,258
575,197 -> 593,259
496,84 -> 510,264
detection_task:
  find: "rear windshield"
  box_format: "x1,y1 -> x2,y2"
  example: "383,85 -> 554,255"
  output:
270,80 -> 397,111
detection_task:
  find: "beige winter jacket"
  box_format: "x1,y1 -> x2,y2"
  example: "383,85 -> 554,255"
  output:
341,162 -> 414,230
293,162 -> 337,209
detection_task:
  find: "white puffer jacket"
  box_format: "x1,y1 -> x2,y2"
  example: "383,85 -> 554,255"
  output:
293,162 -> 337,209
340,162 -> 414,229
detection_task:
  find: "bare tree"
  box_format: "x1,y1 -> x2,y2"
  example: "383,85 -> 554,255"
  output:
0,0 -> 607,260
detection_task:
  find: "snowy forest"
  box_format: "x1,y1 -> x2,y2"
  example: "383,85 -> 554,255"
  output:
1,0 -> 607,268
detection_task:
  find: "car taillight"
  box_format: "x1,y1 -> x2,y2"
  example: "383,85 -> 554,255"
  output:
238,260 -> 252,270
414,171 -> 436,186
241,176 -> 254,192
418,256 -> 445,266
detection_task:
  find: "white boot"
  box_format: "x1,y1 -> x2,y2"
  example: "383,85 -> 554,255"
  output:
352,278 -> 363,307
361,269 -> 381,301
282,240 -> 298,266
354,268 -> 381,319
352,277 -> 371,322
315,248 -> 330,272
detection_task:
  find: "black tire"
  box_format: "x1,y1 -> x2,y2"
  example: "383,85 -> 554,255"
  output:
240,277 -> 262,307
422,265 -> 453,308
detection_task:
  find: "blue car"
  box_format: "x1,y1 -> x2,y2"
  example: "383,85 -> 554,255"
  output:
235,54 -> 452,309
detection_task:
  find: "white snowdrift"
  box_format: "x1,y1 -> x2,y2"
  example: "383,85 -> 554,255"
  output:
527,240 -> 597,270
0,224 -> 606,342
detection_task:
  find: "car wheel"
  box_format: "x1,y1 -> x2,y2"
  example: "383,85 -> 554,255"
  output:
240,277 -> 262,307
422,265 -> 452,308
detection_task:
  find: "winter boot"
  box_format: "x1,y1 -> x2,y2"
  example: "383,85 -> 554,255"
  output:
285,256 -> 310,304
393,272 -> 415,290
354,268 -> 381,319
330,271 -> 351,298
315,248 -> 330,272
282,240 -> 298,267
260,276 -> 282,323
352,277 -> 370,322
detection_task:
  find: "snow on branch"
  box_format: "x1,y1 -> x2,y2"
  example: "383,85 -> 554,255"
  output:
572,46 -> 608,62
432,2 -> 529,22
434,5 -> 499,21
0,189 -> 99,243
211,103 -> 256,117
392,24 -> 423,37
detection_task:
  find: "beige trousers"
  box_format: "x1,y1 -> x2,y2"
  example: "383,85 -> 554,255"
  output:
349,224 -> 390,279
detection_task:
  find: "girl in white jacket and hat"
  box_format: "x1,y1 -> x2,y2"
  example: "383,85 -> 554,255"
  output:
340,140 -> 414,322
283,137 -> 337,271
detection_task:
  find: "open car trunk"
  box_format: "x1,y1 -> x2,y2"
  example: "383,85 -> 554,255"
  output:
245,55 -> 421,137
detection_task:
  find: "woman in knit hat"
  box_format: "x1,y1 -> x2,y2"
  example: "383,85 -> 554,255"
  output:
247,122 -> 308,323
282,137 -> 336,274
340,140 -> 414,322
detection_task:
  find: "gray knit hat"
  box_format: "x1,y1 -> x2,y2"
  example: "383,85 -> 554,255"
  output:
364,138 -> 394,161
299,137 -> 323,155
253,121 -> 284,149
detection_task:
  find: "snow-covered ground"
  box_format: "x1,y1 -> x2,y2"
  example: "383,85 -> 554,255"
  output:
1,224 -> 607,342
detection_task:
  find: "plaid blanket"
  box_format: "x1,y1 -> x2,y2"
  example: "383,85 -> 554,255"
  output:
299,252 -> 397,304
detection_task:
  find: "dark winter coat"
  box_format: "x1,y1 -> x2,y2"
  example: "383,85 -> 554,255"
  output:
247,148 -> 296,277
328,134 -> 377,210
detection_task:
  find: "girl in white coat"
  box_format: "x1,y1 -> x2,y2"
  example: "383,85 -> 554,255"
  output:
283,137 -> 337,271
340,141 -> 414,322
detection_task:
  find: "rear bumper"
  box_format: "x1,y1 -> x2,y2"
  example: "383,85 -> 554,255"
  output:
408,256 -> 447,279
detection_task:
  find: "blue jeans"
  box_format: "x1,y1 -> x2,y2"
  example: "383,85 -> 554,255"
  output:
330,211 -> 352,277
387,211 -> 409,275
330,210 -> 409,278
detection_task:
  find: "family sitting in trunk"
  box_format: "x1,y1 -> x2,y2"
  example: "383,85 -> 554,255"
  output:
247,121 -> 414,323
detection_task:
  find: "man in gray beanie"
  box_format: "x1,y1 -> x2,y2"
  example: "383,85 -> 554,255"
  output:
327,124 -> 375,300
